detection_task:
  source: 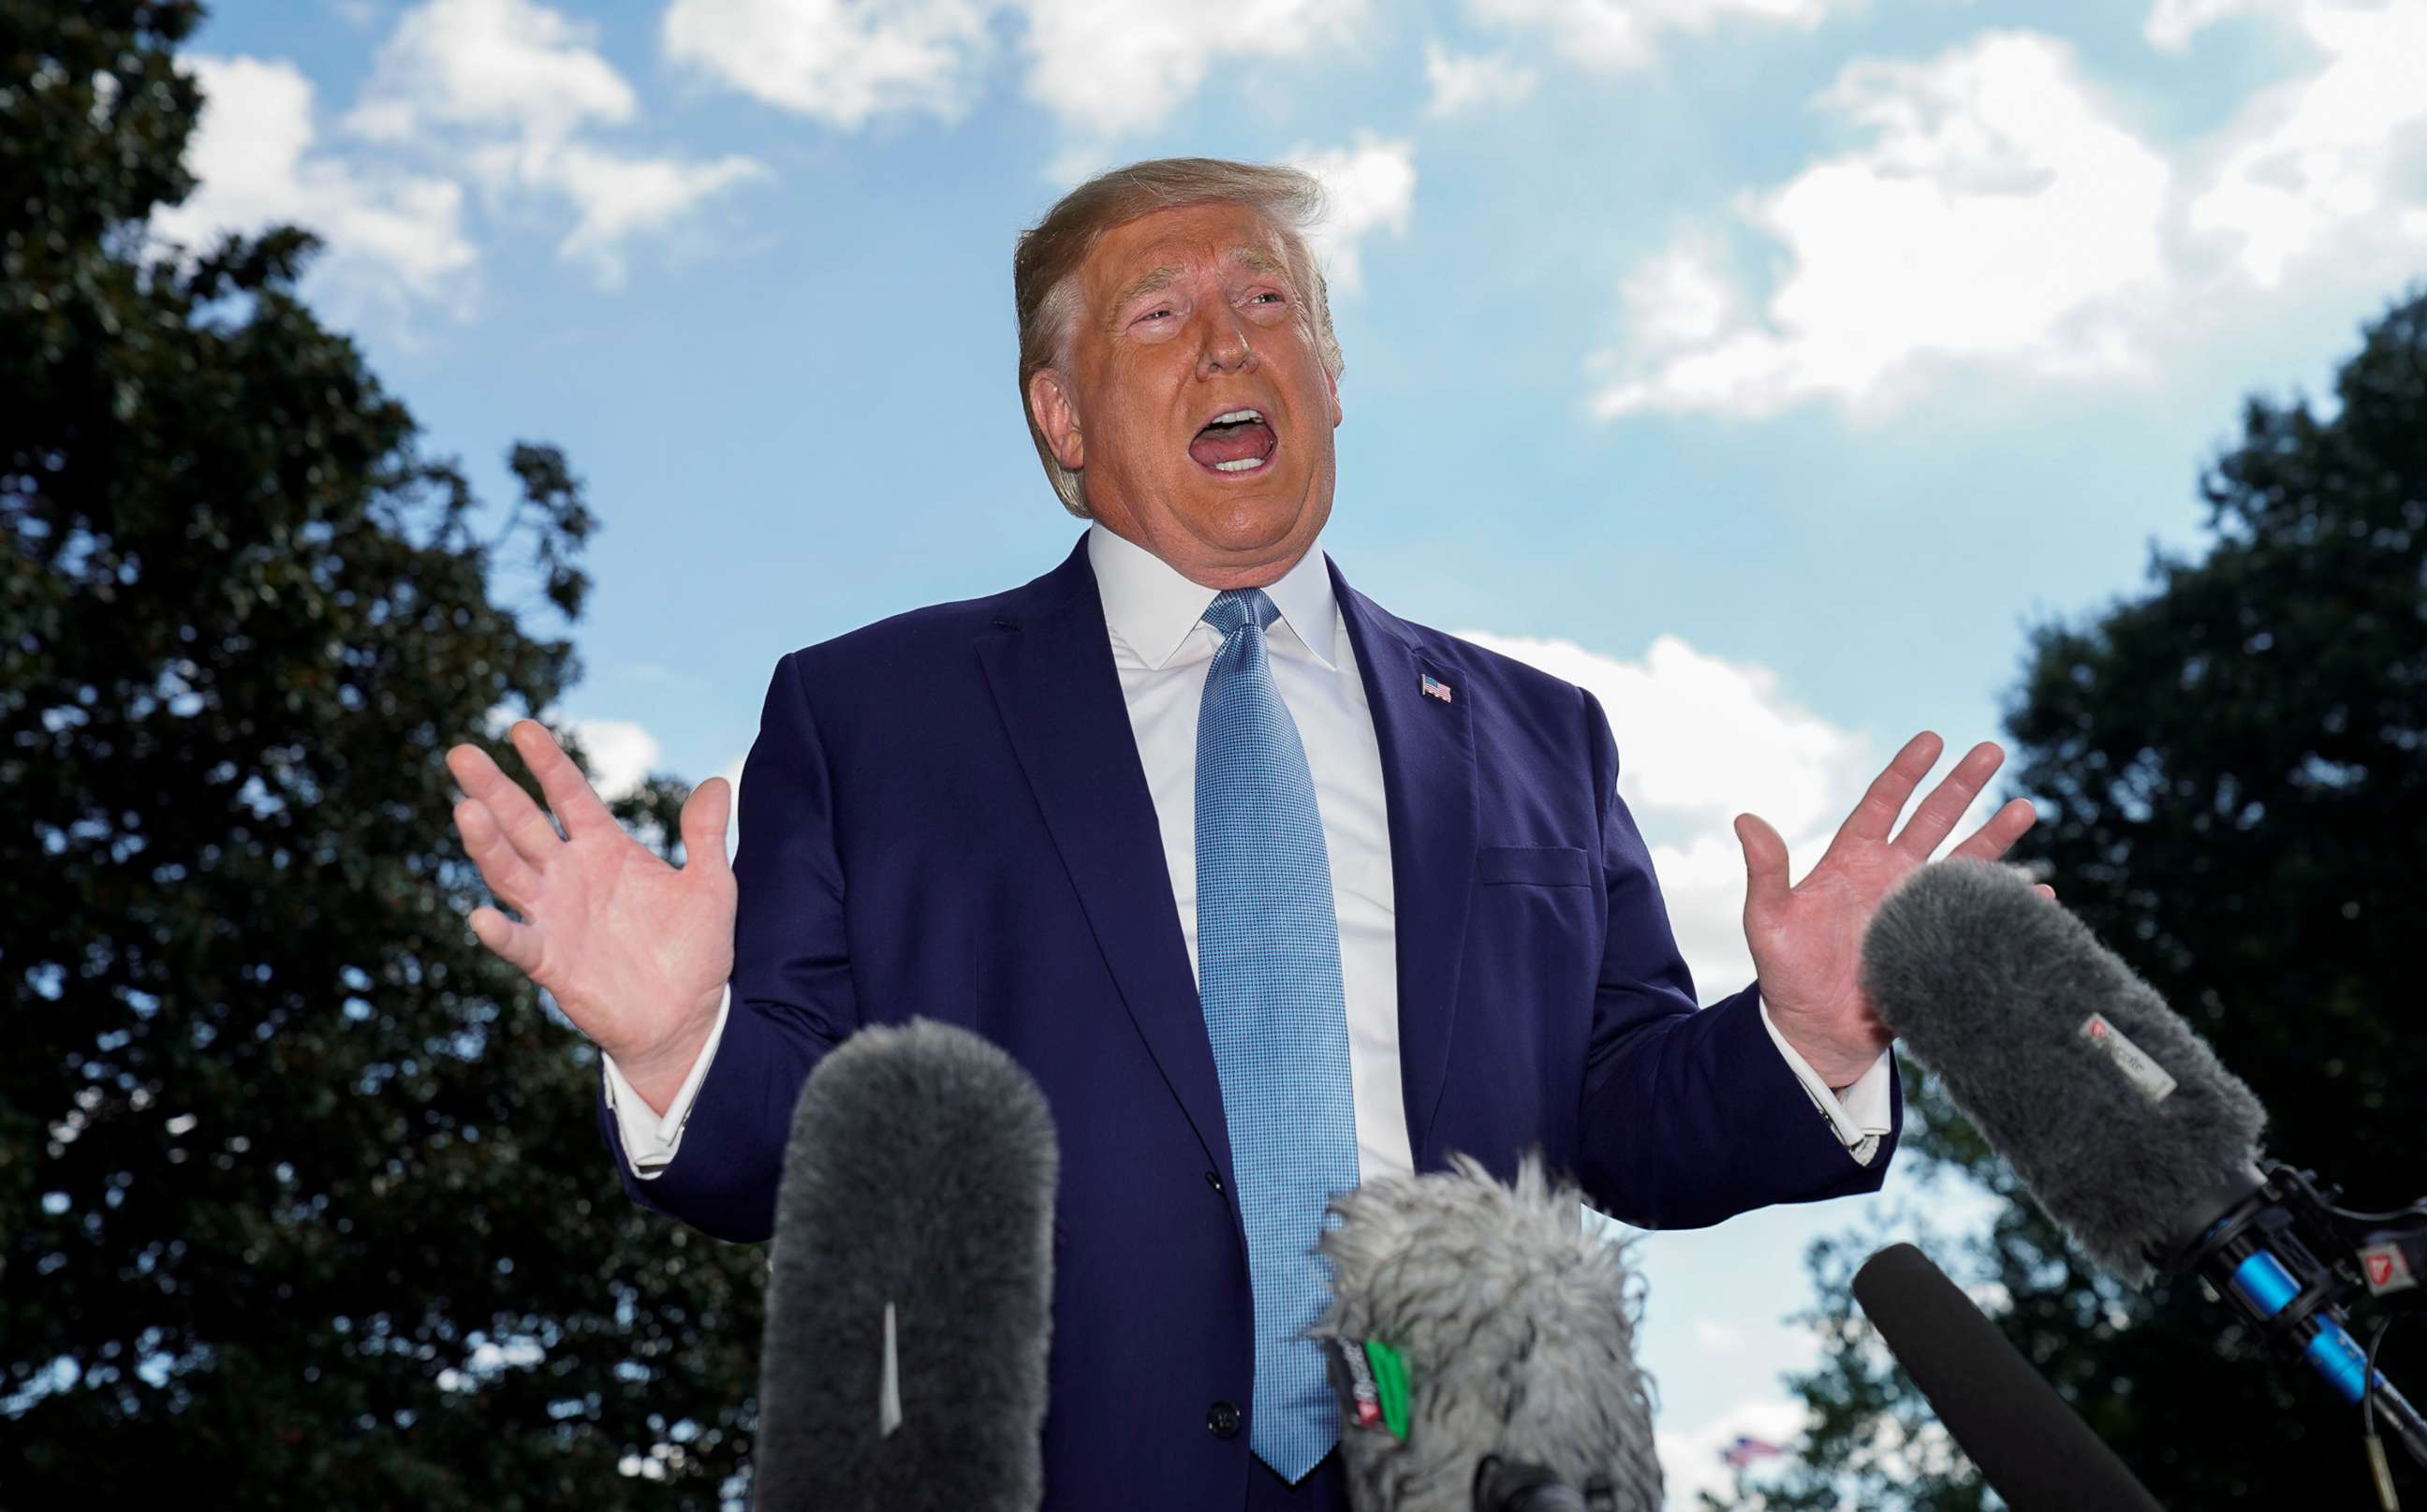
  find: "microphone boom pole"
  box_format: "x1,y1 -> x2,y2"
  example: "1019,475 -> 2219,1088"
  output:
2157,1162 -> 2427,1469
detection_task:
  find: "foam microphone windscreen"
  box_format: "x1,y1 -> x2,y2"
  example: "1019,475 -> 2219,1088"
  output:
753,1019 -> 1057,1512
1854,1243 -> 2165,1512
1861,859 -> 2266,1282
1316,1154 -> 1662,1512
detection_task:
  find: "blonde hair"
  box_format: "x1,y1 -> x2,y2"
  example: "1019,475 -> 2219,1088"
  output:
1012,157 -> 1345,519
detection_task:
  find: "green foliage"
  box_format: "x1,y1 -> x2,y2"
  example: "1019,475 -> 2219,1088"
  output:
1732,287 -> 2427,1508
3,3 -> 760,1503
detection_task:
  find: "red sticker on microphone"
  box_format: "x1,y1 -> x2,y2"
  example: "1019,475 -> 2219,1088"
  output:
2362,1242 -> 2416,1295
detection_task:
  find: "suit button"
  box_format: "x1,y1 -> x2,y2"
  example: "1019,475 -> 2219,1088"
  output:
1207,1401 -> 1242,1439
1203,1170 -> 1224,1196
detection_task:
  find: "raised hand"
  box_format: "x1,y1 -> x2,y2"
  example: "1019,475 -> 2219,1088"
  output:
447,720 -> 736,1111
1734,732 -> 2050,1087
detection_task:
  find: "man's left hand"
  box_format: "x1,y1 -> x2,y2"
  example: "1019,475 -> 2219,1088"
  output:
1735,731 -> 2051,1088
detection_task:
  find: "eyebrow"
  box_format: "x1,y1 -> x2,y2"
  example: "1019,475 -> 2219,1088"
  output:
1228,246 -> 1288,280
1111,264 -> 1185,316
1109,247 -> 1296,319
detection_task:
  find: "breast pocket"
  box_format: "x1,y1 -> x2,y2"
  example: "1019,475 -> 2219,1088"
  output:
1476,844 -> 1592,888
1466,844 -> 1599,1126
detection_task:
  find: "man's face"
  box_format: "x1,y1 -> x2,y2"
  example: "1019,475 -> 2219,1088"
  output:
1028,200 -> 1344,589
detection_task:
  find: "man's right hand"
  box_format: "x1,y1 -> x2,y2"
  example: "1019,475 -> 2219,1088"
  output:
446,720 -> 736,1114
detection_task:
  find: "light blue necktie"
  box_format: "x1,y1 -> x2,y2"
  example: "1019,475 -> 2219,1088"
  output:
1195,586 -> 1361,1484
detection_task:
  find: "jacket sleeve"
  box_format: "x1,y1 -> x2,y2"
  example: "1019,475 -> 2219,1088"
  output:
593,650 -> 860,1242
1568,688 -> 1902,1229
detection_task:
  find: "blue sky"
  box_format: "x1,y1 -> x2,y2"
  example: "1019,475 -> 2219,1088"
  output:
168,0 -> 2427,1499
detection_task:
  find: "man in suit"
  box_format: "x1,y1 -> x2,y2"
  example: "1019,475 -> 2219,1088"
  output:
445,158 -> 2043,1509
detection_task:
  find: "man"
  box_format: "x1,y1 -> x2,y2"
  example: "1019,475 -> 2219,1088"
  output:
446,157 -> 2043,1509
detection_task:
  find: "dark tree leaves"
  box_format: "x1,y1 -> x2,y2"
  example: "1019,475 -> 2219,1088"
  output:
3,4 -> 761,1504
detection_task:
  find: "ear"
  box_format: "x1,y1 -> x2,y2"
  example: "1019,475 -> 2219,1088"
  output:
1323,364 -> 1344,431
1026,369 -> 1085,473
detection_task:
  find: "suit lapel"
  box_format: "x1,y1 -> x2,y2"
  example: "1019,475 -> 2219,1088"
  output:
977,538 -> 1238,1188
1330,557 -> 1478,1169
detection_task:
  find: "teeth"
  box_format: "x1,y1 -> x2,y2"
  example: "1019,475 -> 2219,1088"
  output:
1210,408 -> 1262,425
1213,457 -> 1263,472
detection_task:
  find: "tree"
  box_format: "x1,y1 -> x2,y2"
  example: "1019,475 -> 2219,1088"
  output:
2,4 -> 762,1503
1721,286 -> 2427,1508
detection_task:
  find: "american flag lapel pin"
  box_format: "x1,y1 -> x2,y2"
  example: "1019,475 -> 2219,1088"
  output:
1420,672 -> 1453,704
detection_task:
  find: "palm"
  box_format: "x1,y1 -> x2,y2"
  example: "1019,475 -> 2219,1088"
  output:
520,815 -> 733,1052
1736,733 -> 2041,1086
445,721 -> 734,1072
1745,844 -> 1909,1026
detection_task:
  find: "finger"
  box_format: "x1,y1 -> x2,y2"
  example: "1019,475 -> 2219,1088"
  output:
1735,813 -> 1794,914
510,720 -> 619,841
679,775 -> 733,876
1890,741 -> 2007,859
454,798 -> 544,907
446,741 -> 564,862
468,904 -> 546,978
1834,731 -> 1946,848
1945,796 -> 2039,863
2036,883 -> 2057,902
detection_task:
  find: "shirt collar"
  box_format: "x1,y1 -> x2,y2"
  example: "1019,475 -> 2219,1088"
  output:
1087,521 -> 1339,672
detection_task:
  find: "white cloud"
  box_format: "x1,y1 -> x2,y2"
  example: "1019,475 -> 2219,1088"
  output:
350,0 -> 766,287
1692,1317 -> 1751,1353
547,144 -> 767,282
1464,0 -> 1846,73
1595,9 -> 2427,420
2184,0 -> 2427,286
2143,0 -> 2265,50
152,55 -> 477,315
1454,630 -> 1880,993
1021,0 -> 1373,141
1596,32 -> 2172,419
660,0 -> 993,129
566,717 -> 662,800
655,0 -> 1375,149
349,0 -> 634,143
1422,41 -> 1537,118
1287,133 -> 1418,297
1612,233 -> 1742,350
1655,1394 -> 1806,1509
1461,633 -> 1875,845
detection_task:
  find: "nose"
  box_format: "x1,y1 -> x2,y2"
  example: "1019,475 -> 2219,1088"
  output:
1196,305 -> 1257,377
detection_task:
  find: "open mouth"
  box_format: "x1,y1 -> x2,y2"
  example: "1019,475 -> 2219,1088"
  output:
1187,407 -> 1279,477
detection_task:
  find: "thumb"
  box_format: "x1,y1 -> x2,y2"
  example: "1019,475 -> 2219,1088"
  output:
1734,812 -> 1792,912
679,775 -> 733,874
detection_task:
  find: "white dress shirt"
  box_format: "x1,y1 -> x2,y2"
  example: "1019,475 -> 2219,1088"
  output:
603,525 -> 1892,1175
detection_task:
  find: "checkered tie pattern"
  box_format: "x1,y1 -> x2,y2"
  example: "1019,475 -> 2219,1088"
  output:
1195,587 -> 1361,1484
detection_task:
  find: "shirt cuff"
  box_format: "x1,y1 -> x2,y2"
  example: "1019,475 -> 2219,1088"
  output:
1758,991 -> 1892,1167
600,986 -> 731,1180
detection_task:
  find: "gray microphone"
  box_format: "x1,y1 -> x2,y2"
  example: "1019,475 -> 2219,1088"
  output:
1316,1154 -> 1662,1512
1861,859 -> 2427,1467
1861,858 -> 2267,1283
753,1019 -> 1057,1512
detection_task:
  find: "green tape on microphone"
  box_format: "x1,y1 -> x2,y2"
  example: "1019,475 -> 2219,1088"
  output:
1333,1337 -> 1413,1441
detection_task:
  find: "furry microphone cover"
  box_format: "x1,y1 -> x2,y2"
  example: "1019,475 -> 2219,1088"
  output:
1861,858 -> 2268,1284
1315,1154 -> 1663,1512
753,1019 -> 1058,1512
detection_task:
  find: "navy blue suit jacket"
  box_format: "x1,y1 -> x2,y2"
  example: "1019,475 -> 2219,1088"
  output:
599,533 -> 1899,1506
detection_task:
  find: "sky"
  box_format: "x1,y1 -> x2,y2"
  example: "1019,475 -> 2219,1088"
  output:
161,0 -> 2427,1502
